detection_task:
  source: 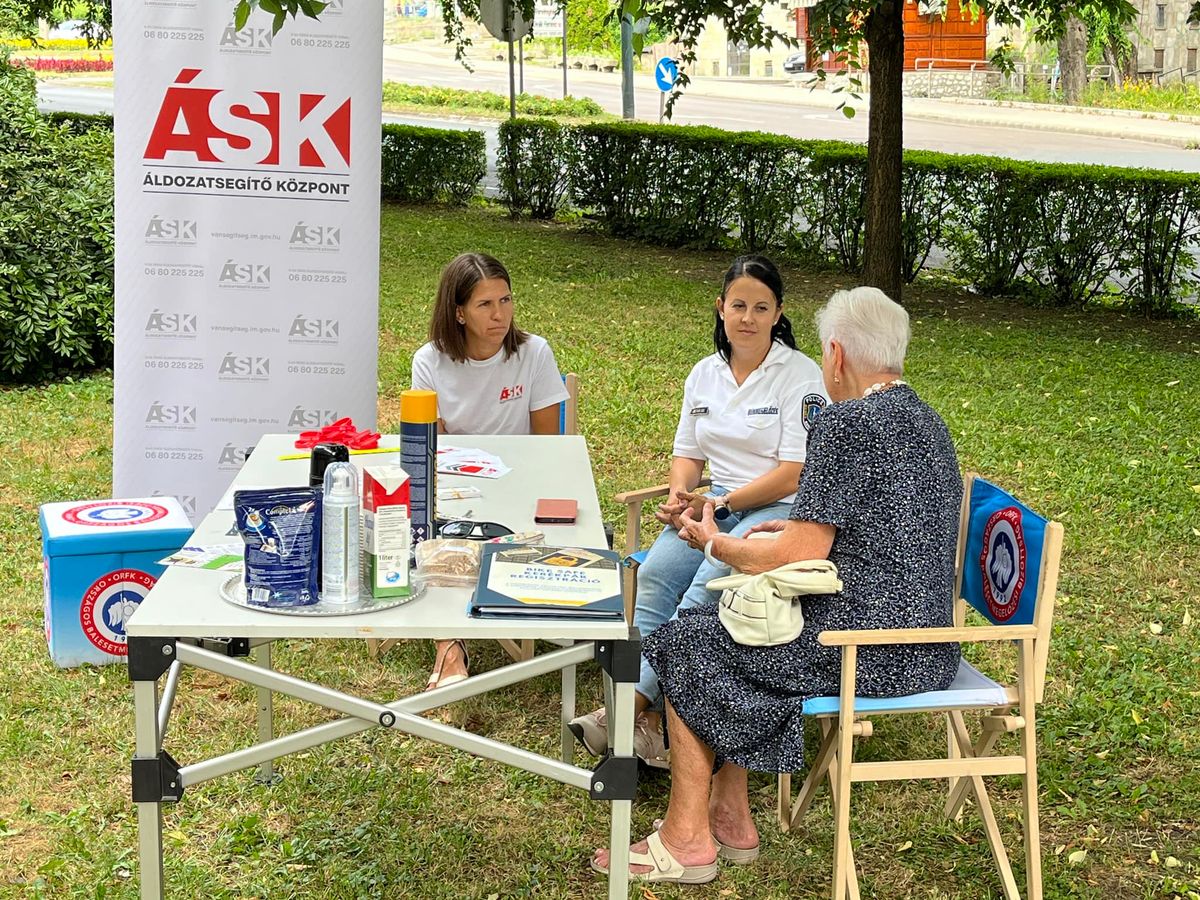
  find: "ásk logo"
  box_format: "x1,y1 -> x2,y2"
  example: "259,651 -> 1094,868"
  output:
146,402 -> 197,429
288,315 -> 340,345
289,222 -> 341,252
80,569 -> 157,656
980,506 -> 1026,623
218,353 -> 271,382
145,215 -> 197,245
144,69 -> 351,170
145,310 -> 198,339
218,444 -> 250,470
288,406 -> 339,429
62,502 -> 169,528
219,21 -> 274,54
151,490 -> 196,518
218,259 -> 270,289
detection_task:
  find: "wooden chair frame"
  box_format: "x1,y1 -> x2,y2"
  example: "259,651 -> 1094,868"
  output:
613,476 -> 710,623
776,473 -> 1064,900
367,374 -> 582,663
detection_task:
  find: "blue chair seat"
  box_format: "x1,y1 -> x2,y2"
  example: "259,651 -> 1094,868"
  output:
627,549 -> 650,567
802,658 -> 1012,717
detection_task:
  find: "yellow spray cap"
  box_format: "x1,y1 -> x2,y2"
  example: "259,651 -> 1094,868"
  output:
401,389 -> 438,423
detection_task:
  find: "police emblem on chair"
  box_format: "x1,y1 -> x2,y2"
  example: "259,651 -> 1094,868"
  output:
979,506 -> 1026,623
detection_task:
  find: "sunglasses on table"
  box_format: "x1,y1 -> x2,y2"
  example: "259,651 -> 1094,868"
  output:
437,519 -> 515,540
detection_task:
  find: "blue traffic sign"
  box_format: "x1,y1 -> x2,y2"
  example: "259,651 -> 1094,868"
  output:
654,57 -> 678,92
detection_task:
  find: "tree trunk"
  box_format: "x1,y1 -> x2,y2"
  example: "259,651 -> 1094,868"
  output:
1057,15 -> 1088,104
862,0 -> 904,303
1102,42 -> 1124,88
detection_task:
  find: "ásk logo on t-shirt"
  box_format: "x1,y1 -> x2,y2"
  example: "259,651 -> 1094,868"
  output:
62,502 -> 170,527
498,383 -> 525,404
80,569 -> 157,656
979,506 -> 1026,622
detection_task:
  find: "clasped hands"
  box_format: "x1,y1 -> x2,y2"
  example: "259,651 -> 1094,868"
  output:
656,490 -> 785,553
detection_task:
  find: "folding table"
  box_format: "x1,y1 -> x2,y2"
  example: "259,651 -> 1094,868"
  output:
127,434 -> 640,899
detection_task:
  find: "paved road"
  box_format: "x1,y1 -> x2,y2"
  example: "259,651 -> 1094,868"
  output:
380,50 -> 1200,173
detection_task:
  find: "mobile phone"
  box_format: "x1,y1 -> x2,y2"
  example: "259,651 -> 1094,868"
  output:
534,498 -> 578,524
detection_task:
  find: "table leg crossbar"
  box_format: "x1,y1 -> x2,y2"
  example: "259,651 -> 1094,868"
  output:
129,635 -> 640,900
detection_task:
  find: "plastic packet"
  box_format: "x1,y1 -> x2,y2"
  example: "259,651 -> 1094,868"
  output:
413,538 -> 482,588
235,487 -> 321,607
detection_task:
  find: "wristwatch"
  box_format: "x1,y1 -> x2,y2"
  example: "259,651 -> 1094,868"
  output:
712,495 -> 733,521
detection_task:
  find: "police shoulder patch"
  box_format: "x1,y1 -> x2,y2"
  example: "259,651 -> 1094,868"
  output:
801,393 -> 827,431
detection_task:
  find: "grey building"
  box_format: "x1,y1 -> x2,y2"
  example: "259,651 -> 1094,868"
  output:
1131,0 -> 1199,78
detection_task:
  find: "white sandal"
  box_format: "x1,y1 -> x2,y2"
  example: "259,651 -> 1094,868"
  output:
426,640 -> 469,691
590,831 -> 718,884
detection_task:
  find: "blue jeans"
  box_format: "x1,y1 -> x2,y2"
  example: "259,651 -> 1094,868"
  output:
633,485 -> 792,705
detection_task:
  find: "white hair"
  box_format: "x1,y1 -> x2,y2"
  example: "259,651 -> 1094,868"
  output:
815,287 -> 910,374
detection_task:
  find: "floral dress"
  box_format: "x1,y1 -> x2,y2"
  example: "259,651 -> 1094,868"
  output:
642,385 -> 963,773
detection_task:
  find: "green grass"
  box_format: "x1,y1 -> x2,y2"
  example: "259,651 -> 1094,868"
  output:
3,204 -> 1200,898
382,80 -> 610,122
990,80 -> 1200,116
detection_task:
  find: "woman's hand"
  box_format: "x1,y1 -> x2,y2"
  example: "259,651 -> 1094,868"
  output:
654,494 -> 688,528
678,504 -> 719,550
675,489 -> 714,520
746,519 -> 788,536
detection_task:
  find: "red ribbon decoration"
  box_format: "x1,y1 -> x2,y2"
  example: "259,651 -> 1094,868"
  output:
294,417 -> 381,450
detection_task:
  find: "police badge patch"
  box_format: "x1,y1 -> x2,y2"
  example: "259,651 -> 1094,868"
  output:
802,393 -> 826,431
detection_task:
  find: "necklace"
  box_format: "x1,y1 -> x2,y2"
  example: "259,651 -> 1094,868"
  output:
862,378 -> 907,398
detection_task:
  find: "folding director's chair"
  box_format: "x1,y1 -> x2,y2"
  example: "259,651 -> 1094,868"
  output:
777,473 -> 1064,900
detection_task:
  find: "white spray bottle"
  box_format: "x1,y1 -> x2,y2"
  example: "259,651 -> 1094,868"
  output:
321,462 -> 360,603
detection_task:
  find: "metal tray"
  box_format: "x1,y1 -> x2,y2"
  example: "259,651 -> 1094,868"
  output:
219,575 -> 423,617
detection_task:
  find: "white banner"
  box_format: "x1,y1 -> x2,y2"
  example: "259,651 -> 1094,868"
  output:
113,0 -> 382,520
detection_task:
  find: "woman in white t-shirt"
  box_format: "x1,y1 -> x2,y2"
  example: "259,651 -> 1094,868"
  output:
568,255 -> 829,772
412,252 -> 569,689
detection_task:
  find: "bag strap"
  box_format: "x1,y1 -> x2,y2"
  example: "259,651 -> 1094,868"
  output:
707,559 -> 840,596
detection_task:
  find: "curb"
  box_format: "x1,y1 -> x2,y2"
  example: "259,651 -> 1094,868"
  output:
901,107 -> 1200,149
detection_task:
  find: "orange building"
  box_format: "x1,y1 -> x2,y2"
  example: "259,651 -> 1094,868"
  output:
794,0 -> 988,72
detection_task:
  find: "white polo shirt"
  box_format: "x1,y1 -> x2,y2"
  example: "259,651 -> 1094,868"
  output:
672,342 -> 827,503
411,334 -> 569,435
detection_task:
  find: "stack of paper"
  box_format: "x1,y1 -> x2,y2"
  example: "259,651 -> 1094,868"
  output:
437,446 -> 511,479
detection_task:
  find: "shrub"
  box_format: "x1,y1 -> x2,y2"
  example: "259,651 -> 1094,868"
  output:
1027,165 -> 1129,307
382,81 -> 604,119
1116,171 -> 1200,315
943,157 -> 1041,295
380,124 -> 486,205
43,110 -> 113,134
495,118 -> 1200,315
0,69 -> 114,383
498,118 -> 573,219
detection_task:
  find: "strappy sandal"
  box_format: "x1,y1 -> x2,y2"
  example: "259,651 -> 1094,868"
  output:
426,640 -> 469,691
590,831 -> 718,884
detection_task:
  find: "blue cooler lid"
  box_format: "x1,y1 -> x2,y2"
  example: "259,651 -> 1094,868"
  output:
40,497 -> 195,558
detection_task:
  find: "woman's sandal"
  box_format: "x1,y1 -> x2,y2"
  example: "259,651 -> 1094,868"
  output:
425,640 -> 470,691
590,831 -> 718,884
653,817 -> 760,865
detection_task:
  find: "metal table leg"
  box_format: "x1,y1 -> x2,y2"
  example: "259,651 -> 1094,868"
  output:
254,641 -> 276,784
133,675 -> 165,899
560,662 -> 576,763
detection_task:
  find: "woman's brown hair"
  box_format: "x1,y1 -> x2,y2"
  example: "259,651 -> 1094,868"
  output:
429,252 -> 528,363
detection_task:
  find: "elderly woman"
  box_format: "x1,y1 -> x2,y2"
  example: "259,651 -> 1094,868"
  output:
592,287 -> 962,884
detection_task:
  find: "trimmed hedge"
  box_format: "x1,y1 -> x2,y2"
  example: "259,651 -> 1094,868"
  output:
380,123 -> 485,205
383,81 -> 604,119
498,119 -> 1200,315
43,110 -> 113,134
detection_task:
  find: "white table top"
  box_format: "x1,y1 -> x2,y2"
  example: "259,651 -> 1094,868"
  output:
128,433 -> 629,640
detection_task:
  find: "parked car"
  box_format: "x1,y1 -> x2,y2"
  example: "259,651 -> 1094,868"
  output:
783,50 -> 807,74
47,19 -> 86,39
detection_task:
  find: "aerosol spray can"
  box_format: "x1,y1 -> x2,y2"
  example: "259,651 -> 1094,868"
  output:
321,461 -> 360,603
400,389 -> 437,546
